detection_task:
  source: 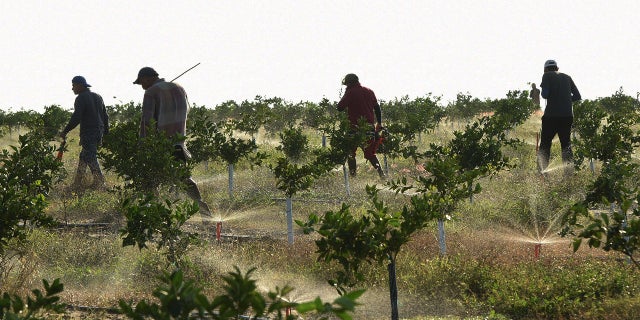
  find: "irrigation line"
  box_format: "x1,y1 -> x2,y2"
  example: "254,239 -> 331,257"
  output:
271,197 -> 343,204
54,222 -> 112,228
66,304 -> 120,315
65,304 -> 270,319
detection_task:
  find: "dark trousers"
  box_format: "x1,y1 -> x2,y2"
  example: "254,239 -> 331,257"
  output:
538,116 -> 573,171
173,145 -> 202,201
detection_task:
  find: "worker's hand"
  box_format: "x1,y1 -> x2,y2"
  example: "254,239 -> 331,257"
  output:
59,131 -> 67,139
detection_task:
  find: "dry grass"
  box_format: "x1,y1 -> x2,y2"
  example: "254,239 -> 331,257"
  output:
2,115 -> 640,320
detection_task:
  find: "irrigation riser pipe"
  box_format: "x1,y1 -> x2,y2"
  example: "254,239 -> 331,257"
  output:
286,196 -> 294,244
437,219 -> 447,255
228,163 -> 234,198
343,164 -> 351,197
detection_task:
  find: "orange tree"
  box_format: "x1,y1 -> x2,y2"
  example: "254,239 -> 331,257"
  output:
119,267 -> 362,320
0,131 -> 64,254
561,91 -> 640,269
298,91 -> 532,320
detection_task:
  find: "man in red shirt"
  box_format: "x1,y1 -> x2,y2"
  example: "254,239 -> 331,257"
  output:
337,73 -> 385,178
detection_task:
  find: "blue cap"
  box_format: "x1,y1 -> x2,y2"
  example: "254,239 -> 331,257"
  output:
72,76 -> 91,87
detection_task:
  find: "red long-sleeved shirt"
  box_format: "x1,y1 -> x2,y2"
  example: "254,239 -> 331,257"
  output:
337,83 -> 379,126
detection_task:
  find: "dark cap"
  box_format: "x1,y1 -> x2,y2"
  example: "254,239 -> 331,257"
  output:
342,73 -> 359,85
544,60 -> 557,68
72,76 -> 91,87
133,67 -> 159,84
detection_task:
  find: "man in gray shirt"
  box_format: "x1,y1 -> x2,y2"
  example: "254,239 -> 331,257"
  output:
537,59 -> 581,177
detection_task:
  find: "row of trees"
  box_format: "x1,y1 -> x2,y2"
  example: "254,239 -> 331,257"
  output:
561,88 -> 640,268
2,88 -> 640,319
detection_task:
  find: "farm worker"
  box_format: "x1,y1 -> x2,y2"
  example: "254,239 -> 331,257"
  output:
60,76 -> 109,190
132,67 -> 211,215
337,73 -> 385,179
530,83 -> 541,108
537,59 -> 581,177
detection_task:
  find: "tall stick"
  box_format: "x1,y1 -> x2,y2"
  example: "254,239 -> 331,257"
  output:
170,63 -> 201,82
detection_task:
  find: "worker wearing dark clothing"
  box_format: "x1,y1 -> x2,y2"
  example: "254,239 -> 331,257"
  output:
61,76 -> 109,190
337,73 -> 385,178
537,60 -> 581,177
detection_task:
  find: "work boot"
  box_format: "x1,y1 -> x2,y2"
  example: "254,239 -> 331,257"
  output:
184,177 -> 211,216
347,157 -> 357,177
198,200 -> 212,217
68,160 -> 88,191
87,161 -> 108,191
536,150 -> 549,175
90,173 -> 108,191
561,147 -> 574,179
377,166 -> 387,179
370,157 -> 386,180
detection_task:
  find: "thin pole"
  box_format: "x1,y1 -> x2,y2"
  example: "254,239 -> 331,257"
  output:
170,63 -> 201,82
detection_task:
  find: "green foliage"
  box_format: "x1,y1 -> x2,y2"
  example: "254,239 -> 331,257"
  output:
299,104 -> 525,319
572,99 -> 607,166
23,105 -> 71,141
300,186 -> 421,292
233,96 -> 273,137
106,101 -> 142,125
301,98 -> 340,130
271,157 -> 322,198
119,267 -> 362,320
380,94 -> 445,160
0,132 -> 64,253
444,92 -> 490,121
277,126 -> 309,161
598,87 -> 640,115
382,94 -> 445,133
188,111 -> 265,166
186,109 -> 221,164
472,260 -> 640,319
573,100 -> 640,167
270,124 -> 340,198
209,100 -> 239,122
561,89 -> 640,269
119,194 -> 199,265
4,110 -> 36,130
100,120 -> 191,193
319,116 -> 370,162
264,98 -> 304,135
561,157 -> 640,268
0,278 -> 65,320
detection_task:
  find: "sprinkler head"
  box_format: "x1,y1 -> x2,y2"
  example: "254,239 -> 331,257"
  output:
534,243 -> 542,259
216,221 -> 222,242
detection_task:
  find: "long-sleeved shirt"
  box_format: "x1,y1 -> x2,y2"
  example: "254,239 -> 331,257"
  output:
139,79 -> 188,146
63,89 -> 109,137
337,83 -> 381,126
540,71 -> 581,117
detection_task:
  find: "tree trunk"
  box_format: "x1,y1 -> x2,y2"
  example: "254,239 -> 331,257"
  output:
388,256 -> 399,320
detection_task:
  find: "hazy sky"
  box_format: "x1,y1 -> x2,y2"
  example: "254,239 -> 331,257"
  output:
2,0 -> 639,113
